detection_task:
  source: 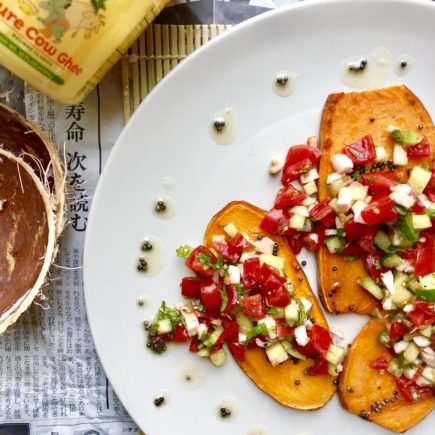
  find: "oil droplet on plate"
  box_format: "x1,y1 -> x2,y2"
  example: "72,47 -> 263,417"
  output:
162,176 -> 175,190
151,195 -> 176,219
395,54 -> 415,77
210,107 -> 238,145
216,395 -> 238,421
136,235 -> 165,277
339,47 -> 392,89
178,361 -> 206,390
273,71 -> 299,97
246,425 -> 270,435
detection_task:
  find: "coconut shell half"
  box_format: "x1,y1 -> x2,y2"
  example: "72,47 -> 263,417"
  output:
0,103 -> 65,237
0,148 -> 56,334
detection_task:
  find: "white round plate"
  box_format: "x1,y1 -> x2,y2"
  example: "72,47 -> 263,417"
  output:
84,0 -> 435,433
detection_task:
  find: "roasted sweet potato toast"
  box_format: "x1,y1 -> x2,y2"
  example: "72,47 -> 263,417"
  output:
318,85 -> 435,314
339,318 -> 435,432
204,201 -> 336,410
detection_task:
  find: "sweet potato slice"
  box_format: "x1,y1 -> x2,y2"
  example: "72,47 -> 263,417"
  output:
204,201 -> 336,410
0,149 -> 56,333
318,85 -> 435,314
339,318 -> 435,432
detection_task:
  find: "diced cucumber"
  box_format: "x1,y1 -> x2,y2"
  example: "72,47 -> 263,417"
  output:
393,144 -> 408,166
392,129 -> 424,147
325,344 -> 346,365
209,348 -> 227,367
397,213 -> 418,244
339,185 -> 369,201
357,276 -> 384,300
378,331 -> 390,346
408,278 -> 422,292
303,180 -> 318,196
328,175 -> 352,197
236,312 -> 254,334
375,146 -> 388,163
391,284 -> 413,307
419,273 -> 435,290
422,367 -> 435,383
328,362 -> 340,377
374,230 -> 392,252
382,254 -> 403,269
157,318 -> 172,335
393,271 -> 409,289
329,198 -> 351,214
259,254 -> 285,272
203,327 -> 224,348
427,203 -> 435,218
404,342 -> 420,363
289,213 -> 306,230
420,325 -> 433,338
197,348 -> 210,358
223,222 -> 238,238
408,166 -> 432,194
412,214 -> 432,230
284,300 -> 299,327
388,359 -> 403,378
324,236 -> 345,254
265,342 -> 289,367
281,341 -> 307,361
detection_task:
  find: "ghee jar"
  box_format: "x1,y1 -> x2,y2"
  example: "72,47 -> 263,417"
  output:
0,0 -> 167,103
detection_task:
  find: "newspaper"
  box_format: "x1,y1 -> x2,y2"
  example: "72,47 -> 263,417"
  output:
0,1 -> 299,433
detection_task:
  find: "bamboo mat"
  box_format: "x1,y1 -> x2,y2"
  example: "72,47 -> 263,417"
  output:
122,24 -> 233,123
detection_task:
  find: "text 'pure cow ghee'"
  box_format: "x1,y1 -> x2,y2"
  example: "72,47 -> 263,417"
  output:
0,0 -> 167,103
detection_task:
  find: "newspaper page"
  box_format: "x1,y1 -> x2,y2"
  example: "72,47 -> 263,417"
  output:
0,0 -> 299,433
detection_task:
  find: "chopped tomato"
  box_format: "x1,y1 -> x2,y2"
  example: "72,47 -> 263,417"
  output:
400,246 -> 417,259
300,225 -> 325,251
286,235 -> 303,255
212,241 -> 240,263
228,232 -> 255,254
309,199 -> 335,227
341,241 -> 366,257
263,275 -> 291,307
223,285 -> 238,313
310,358 -> 329,376
242,294 -> 266,319
294,340 -> 317,357
361,172 -> 399,196
281,158 -> 314,184
369,356 -> 389,370
274,184 -> 307,208
423,169 -> 435,202
412,201 -> 427,214
343,220 -> 366,241
173,325 -> 190,342
360,195 -> 400,224
199,278 -> 222,313
261,263 -> 286,284
180,277 -> 202,298
186,246 -> 217,278
395,377 -> 433,402
364,252 -> 387,280
357,225 -> 379,254
260,208 -> 288,234
275,319 -> 294,338
344,135 -> 376,165
211,321 -> 239,352
415,236 -> 435,277
241,257 -> 262,289
407,303 -> 435,327
281,145 -> 321,185
189,336 -> 200,352
406,137 -> 431,158
389,321 -> 409,341
228,338 -> 245,361
309,325 -> 332,358
414,300 -> 435,315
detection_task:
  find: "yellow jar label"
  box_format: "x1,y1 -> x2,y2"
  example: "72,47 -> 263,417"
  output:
0,0 -> 166,103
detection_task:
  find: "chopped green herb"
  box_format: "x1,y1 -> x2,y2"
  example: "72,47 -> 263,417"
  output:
219,287 -> 228,312
150,301 -> 181,335
397,213 -> 418,244
245,324 -> 268,346
351,171 -> 362,181
374,260 -> 382,270
426,208 -> 435,218
343,254 -> 359,261
285,282 -> 294,296
420,164 -> 430,171
176,245 -> 193,258
336,228 -> 345,237
298,301 -> 307,323
234,284 -> 249,295
197,252 -> 224,270
393,204 -> 407,216
194,299 -> 206,312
